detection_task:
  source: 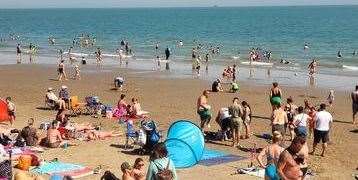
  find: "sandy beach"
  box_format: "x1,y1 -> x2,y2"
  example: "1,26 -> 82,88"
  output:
0,63 -> 357,180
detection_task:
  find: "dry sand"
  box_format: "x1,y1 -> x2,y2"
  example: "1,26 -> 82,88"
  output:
0,64 -> 357,180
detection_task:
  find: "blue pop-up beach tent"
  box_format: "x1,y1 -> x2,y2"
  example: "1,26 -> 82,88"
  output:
165,120 -> 205,168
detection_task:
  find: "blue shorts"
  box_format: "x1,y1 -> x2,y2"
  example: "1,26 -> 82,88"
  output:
265,164 -> 280,180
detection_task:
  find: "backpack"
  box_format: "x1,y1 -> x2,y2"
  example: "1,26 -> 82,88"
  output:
155,160 -> 174,180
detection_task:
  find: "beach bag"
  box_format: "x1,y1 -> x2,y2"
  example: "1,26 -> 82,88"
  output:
149,130 -> 160,144
155,160 -> 173,180
0,160 -> 11,179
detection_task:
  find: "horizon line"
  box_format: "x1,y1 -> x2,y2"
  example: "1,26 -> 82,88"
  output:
1,4 -> 358,10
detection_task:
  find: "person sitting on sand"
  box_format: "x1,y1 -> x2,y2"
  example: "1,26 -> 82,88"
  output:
242,101 -> 252,139
5,97 -> 16,125
257,131 -> 284,180
231,82 -> 239,93
121,162 -> 135,180
114,94 -> 129,118
277,136 -> 306,180
18,118 -> 40,146
269,82 -> 283,111
130,98 -> 149,118
197,90 -> 212,132
132,158 -> 146,180
229,97 -> 243,147
45,121 -> 75,148
211,78 -> 223,92
271,104 -> 287,138
45,88 -> 65,109
146,143 -> 177,180
59,85 -> 70,106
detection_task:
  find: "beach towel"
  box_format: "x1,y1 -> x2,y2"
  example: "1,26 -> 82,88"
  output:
0,100 -> 9,122
238,167 -> 265,178
199,148 -> 247,166
32,161 -> 93,178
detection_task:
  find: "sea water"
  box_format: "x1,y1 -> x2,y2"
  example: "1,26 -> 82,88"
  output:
0,6 -> 357,89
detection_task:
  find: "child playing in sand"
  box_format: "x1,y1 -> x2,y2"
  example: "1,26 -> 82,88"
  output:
5,97 -> 15,125
73,65 -> 81,80
327,90 -> 334,107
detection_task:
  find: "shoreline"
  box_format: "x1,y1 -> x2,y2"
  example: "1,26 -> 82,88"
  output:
0,52 -> 357,92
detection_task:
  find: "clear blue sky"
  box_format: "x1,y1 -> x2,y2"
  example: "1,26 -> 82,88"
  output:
1,0 -> 358,8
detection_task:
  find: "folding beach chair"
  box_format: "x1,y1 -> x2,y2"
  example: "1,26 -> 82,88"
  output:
124,121 -> 138,149
69,96 -> 87,116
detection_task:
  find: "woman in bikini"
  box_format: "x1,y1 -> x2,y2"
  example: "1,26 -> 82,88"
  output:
257,131 -> 284,180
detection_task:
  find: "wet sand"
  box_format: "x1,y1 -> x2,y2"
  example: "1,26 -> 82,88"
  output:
0,63 -> 357,179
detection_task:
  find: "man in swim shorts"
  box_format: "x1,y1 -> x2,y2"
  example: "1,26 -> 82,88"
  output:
197,90 -> 211,132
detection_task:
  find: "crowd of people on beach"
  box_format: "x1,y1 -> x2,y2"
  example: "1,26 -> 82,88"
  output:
194,80 -> 358,180
1,33 -> 358,180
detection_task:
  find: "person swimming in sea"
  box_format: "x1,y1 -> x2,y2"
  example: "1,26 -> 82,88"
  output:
304,43 -> 309,51
337,50 -> 342,58
280,59 -> 291,64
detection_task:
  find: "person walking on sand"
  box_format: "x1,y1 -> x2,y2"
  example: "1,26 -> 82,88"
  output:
57,60 -> 67,81
277,136 -> 306,180
271,104 -> 288,138
309,104 -> 332,157
352,85 -> 358,124
16,43 -> 22,64
197,90 -> 212,132
269,82 -> 283,111
242,101 -> 252,139
228,97 -> 243,147
6,97 -> 16,125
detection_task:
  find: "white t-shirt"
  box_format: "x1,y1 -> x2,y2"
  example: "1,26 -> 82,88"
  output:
315,110 -> 333,131
293,113 -> 309,127
46,92 -> 58,101
220,108 -> 231,120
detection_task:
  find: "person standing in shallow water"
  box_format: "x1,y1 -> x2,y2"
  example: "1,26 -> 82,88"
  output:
16,43 -> 22,64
